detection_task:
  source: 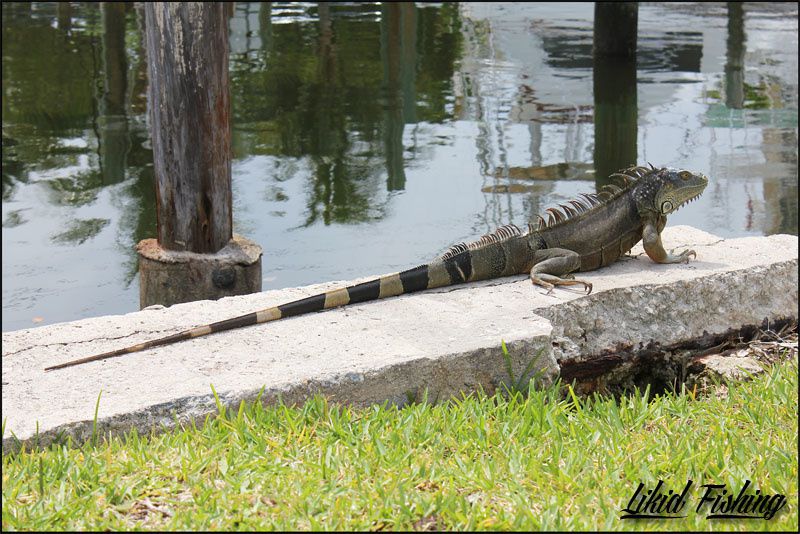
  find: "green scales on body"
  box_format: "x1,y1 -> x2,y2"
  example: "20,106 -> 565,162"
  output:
46,165 -> 709,371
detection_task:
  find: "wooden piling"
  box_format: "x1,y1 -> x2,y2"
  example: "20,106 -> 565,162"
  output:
139,2 -> 261,308
144,2 -> 232,254
593,2 -> 638,58
593,2 -> 638,184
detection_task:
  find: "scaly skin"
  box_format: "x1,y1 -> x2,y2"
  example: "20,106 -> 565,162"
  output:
528,166 -> 708,293
45,165 -> 708,371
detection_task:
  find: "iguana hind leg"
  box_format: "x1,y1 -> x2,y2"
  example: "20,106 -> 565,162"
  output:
529,248 -> 593,295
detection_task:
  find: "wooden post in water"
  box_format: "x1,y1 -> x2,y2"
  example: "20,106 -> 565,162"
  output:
137,2 -> 262,309
593,2 -> 638,59
592,2 -> 638,185
146,2 -> 231,252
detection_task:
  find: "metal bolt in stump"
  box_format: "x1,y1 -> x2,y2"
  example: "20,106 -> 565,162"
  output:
138,2 -> 262,308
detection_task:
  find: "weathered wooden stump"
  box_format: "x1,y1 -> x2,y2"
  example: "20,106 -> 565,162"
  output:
138,234 -> 262,308
139,2 -> 261,308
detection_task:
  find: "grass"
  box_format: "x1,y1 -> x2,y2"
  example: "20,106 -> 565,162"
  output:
2,360 -> 797,531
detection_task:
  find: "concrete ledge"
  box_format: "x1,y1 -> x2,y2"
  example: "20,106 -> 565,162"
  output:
2,226 -> 797,453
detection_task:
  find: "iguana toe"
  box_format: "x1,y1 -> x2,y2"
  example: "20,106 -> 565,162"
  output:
669,248 -> 696,263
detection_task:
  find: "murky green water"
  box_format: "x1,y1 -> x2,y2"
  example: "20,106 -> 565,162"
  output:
2,2 -> 797,331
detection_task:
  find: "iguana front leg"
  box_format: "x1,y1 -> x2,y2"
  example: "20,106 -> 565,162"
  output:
642,220 -> 696,264
529,248 -> 593,294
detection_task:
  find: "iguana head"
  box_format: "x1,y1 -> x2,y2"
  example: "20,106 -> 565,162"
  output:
633,167 -> 708,216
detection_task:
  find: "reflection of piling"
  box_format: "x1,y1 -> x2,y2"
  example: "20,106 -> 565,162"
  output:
592,2 -> 638,185
725,3 -> 746,110
56,2 -> 71,31
139,3 -> 261,309
99,2 -> 129,185
381,3 -> 412,191
400,2 -> 417,125
259,2 -> 272,50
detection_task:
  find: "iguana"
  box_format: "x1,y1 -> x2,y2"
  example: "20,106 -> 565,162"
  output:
45,165 -> 708,371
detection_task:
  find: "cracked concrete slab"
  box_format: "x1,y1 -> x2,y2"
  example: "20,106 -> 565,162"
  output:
2,226 -> 797,453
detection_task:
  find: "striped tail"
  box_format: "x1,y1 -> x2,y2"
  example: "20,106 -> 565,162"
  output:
44,263 -> 438,371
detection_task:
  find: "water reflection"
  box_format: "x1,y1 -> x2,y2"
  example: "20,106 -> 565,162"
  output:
56,1 -> 71,32
231,2 -> 462,224
3,3 -> 100,206
1,2 -> 797,331
725,2 -> 746,110
380,2 -> 412,191
98,2 -> 129,186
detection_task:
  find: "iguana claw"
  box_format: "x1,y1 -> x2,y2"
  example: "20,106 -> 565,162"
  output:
669,248 -> 696,263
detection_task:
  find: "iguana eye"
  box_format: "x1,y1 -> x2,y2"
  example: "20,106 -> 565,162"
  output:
679,171 -> 691,180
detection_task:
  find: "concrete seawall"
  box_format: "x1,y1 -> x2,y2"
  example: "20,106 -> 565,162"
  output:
3,226 -> 797,453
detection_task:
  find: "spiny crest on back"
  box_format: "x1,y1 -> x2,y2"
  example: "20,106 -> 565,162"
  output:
439,165 -> 658,259
441,223 -> 524,260
526,164 -> 655,232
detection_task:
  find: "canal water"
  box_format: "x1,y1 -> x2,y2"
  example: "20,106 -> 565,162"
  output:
2,2 -> 797,331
